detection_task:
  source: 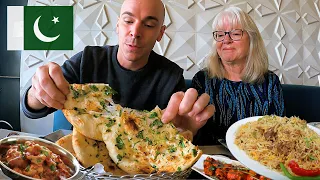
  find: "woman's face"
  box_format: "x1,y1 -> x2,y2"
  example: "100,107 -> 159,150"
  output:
215,19 -> 250,66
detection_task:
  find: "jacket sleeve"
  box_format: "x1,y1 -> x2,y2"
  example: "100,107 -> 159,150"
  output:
21,51 -> 84,119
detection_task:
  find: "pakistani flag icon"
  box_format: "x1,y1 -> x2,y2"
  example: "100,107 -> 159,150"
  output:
24,6 -> 73,50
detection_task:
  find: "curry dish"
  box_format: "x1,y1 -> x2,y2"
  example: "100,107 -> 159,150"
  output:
1,140 -> 72,180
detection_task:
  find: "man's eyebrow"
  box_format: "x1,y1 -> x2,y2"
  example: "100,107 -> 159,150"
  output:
122,11 -> 134,17
121,12 -> 159,22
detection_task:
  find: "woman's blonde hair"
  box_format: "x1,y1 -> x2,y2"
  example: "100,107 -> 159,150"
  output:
207,6 -> 268,83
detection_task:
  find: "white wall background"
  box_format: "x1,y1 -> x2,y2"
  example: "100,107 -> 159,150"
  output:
20,0 -> 320,134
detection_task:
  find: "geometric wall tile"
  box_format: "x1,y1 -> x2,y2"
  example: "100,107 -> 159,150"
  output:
274,0 -> 282,11
164,5 -> 172,27
275,42 -> 287,66
197,0 -> 222,11
94,31 -> 108,46
78,0 -> 100,9
315,0 -> 320,18
156,33 -> 171,56
173,56 -> 195,70
169,0 -> 195,9
233,2 -> 253,14
282,10 -> 300,23
255,4 -> 276,17
305,66 -> 320,79
301,13 -> 318,25
284,64 -> 303,78
197,55 -> 207,69
96,5 -> 109,29
24,55 -> 43,68
53,0 -> 76,6
274,17 -> 286,40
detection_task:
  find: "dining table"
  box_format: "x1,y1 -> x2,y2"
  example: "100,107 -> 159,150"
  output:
0,128 -> 233,179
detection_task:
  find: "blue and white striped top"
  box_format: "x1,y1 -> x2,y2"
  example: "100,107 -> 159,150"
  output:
192,70 -> 284,145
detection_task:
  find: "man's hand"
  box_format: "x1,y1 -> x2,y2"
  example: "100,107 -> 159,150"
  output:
161,88 -> 215,136
27,62 -> 70,110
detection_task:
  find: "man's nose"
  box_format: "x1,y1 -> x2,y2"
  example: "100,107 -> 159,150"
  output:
130,24 -> 141,38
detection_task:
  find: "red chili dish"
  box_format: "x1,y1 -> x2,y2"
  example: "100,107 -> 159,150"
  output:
1,140 -> 73,180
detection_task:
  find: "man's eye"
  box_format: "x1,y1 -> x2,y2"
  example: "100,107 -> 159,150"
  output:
124,20 -> 133,24
145,24 -> 155,28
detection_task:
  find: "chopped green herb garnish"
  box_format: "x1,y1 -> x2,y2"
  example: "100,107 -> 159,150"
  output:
177,167 -> 181,172
179,137 -> 185,148
192,149 -> 197,157
116,134 -> 124,149
117,154 -> 123,161
90,85 -> 99,92
25,165 -> 30,172
41,150 -> 49,156
105,86 -> 117,96
149,112 -> 158,118
73,107 -> 86,114
154,150 -> 160,160
168,145 -> 177,153
106,119 -> 115,127
100,101 -> 106,109
70,86 -> 80,99
50,164 -> 56,171
144,137 -> 153,145
150,119 -> 163,129
136,130 -> 144,139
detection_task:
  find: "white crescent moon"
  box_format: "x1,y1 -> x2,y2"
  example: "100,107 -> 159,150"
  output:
33,16 -> 60,42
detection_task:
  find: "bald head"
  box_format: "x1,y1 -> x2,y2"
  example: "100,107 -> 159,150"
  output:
120,0 -> 165,25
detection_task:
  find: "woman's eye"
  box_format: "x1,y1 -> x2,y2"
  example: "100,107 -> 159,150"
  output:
145,24 -> 154,28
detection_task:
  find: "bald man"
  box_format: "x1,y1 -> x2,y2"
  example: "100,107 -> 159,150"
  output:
23,0 -> 215,137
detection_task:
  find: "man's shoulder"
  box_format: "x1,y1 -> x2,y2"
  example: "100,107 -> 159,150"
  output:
150,51 -> 183,71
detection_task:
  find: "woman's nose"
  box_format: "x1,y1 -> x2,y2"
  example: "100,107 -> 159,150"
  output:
223,33 -> 232,43
130,24 -> 141,38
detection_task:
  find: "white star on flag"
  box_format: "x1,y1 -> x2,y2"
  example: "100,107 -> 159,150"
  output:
52,16 -> 59,24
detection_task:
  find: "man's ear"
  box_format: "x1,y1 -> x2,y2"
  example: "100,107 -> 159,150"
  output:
156,25 -> 166,42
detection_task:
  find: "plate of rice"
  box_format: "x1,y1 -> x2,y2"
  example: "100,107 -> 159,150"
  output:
226,115 -> 320,180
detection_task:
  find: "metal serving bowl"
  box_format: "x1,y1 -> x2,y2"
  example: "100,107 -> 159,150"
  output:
0,135 -> 80,180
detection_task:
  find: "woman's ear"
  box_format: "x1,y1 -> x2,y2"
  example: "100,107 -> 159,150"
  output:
156,25 -> 166,42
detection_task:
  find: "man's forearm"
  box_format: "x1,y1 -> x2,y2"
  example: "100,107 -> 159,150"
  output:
27,87 -> 46,110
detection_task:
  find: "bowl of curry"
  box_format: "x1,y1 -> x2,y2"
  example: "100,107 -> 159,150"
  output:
0,135 -> 80,180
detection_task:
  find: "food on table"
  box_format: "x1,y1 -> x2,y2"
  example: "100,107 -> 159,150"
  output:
235,115 -> 320,176
72,128 -> 126,175
1,140 -> 73,180
203,157 -> 269,180
58,83 -> 201,174
55,134 -> 76,157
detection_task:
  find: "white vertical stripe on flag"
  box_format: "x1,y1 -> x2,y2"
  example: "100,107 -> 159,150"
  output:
7,6 -> 24,50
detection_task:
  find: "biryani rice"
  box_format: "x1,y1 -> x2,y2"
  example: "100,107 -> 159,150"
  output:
235,115 -> 320,173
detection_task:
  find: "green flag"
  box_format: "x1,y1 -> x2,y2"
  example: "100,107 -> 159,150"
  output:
24,6 -> 73,50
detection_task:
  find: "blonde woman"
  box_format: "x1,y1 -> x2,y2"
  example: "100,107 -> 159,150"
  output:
192,7 -> 284,145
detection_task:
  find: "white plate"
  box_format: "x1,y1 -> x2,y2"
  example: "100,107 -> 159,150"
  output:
226,116 -> 320,180
192,154 -> 243,180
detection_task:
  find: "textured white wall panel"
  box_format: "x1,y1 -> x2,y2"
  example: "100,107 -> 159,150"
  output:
20,0 -> 320,134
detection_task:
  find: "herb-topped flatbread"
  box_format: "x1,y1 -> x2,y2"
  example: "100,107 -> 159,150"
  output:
72,129 -> 126,175
62,84 -> 202,175
99,106 -> 202,174
64,83 -> 116,112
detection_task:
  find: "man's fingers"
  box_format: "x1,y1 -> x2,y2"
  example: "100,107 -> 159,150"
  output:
48,62 -> 70,96
161,91 -> 184,123
33,83 -> 63,109
188,93 -> 210,117
178,88 -> 198,115
37,65 -> 66,104
195,104 -> 215,122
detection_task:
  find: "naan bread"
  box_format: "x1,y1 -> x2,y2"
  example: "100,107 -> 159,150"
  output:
64,83 -> 116,112
99,106 -> 202,174
72,129 -> 126,175
55,134 -> 76,157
